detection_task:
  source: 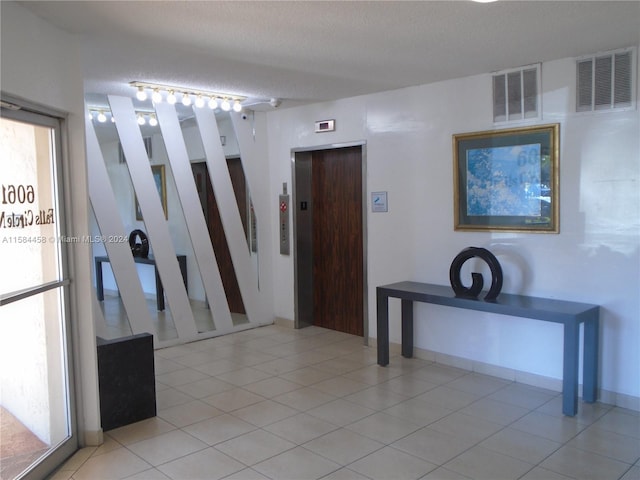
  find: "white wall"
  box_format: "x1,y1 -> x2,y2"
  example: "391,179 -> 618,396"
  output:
1,1 -> 102,444
267,52 -> 640,405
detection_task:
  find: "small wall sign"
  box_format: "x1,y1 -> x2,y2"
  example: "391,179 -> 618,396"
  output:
315,119 -> 335,133
371,191 -> 388,212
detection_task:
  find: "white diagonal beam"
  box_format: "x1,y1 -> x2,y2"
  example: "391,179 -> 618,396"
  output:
154,102 -> 233,333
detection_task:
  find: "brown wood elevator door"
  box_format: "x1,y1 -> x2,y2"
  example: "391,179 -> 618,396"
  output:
312,146 -> 363,336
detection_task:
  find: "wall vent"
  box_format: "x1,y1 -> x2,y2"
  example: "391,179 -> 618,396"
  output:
576,47 -> 636,112
492,64 -> 540,123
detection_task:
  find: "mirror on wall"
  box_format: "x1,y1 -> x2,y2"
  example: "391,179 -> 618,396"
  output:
184,111 -> 259,325
88,99 -> 259,340
89,112 -> 189,341
89,204 -> 133,340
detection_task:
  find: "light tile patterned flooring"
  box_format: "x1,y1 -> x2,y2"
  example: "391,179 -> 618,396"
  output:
51,325 -> 639,480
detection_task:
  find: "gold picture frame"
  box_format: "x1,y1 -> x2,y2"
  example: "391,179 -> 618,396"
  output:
135,164 -> 167,220
453,123 -> 559,233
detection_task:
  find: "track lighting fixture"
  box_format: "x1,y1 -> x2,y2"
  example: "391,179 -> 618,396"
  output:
136,86 -> 147,101
129,81 -> 247,113
90,78 -> 256,127
88,107 -> 161,128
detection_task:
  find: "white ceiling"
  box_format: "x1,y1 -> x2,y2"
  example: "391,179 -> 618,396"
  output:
19,0 -> 640,111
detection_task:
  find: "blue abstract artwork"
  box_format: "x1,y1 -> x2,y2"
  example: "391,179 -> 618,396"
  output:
465,143 -> 546,216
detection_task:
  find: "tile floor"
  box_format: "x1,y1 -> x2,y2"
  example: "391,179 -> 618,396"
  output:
95,293 -> 249,342
50,325 -> 639,480
1,406 -> 50,479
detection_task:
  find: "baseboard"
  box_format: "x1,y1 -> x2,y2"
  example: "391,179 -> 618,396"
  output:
368,337 -> 639,412
274,317 -> 295,329
82,429 -> 103,447
599,389 -> 640,411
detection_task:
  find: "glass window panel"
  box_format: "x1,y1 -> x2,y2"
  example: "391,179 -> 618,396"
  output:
0,118 -> 61,295
0,109 -> 75,480
0,275 -> 70,479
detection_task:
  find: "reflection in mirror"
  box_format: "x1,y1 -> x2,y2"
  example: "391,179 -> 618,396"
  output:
188,111 -> 259,324
89,97 -> 262,342
90,113 -> 186,341
152,125 -> 214,334
220,112 -> 259,294
192,159 -> 247,326
89,204 -> 133,340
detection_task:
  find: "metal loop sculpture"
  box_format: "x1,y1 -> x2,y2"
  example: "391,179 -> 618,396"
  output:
449,247 -> 503,301
129,229 -> 149,258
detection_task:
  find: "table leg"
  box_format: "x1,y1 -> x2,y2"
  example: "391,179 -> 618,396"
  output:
178,256 -> 188,293
96,259 -> 104,301
582,312 -> 599,403
563,320 -> 580,416
155,266 -> 165,311
377,290 -> 389,366
402,299 -> 414,358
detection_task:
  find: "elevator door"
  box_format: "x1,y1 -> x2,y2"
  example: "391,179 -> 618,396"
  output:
295,145 -> 364,336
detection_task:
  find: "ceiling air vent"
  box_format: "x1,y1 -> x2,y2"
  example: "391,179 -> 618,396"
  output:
576,47 -> 636,112
492,64 -> 540,123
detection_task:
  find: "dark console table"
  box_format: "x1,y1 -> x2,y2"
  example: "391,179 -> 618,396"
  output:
377,281 -> 599,416
95,255 -> 187,311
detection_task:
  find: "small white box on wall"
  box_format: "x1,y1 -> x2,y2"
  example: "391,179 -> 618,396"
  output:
315,119 -> 335,133
371,191 -> 388,212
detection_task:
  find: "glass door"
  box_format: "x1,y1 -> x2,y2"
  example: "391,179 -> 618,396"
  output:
0,106 -> 76,479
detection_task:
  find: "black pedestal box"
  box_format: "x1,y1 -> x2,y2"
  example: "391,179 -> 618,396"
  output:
96,333 -> 156,431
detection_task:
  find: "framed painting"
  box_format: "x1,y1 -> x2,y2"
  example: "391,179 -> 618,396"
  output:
135,164 -> 167,220
453,124 -> 559,233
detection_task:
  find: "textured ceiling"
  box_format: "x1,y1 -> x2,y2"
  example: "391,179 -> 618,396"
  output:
18,0 -> 640,110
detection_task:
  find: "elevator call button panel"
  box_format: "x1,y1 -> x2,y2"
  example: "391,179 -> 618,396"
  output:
279,189 -> 290,255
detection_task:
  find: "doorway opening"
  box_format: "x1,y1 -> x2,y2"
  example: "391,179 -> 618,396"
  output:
0,101 -> 76,479
292,143 -> 367,338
